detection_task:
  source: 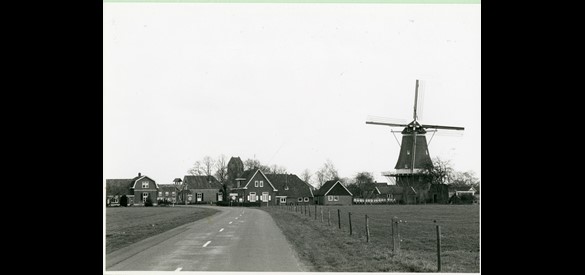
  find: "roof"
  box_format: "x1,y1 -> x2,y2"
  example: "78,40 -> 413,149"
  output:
265,174 -> 313,198
374,182 -> 388,188
130,175 -> 158,189
158,184 -> 179,192
314,180 -> 353,196
241,169 -> 278,191
377,185 -> 404,195
183,175 -> 222,189
106,179 -> 133,196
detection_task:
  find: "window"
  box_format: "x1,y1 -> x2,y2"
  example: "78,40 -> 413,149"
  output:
249,192 -> 257,202
188,195 -> 192,201
262,192 -> 269,202
158,192 -> 162,196
142,192 -> 149,202
298,197 -> 302,202
407,150 -> 410,155
255,180 -> 258,187
284,186 -> 289,190
172,191 -> 176,196
280,197 -> 286,203
142,181 -> 149,188
334,196 -> 339,201
260,181 -> 263,187
196,193 -> 202,202
304,197 -> 309,202
165,191 -> 169,196
328,195 -> 333,201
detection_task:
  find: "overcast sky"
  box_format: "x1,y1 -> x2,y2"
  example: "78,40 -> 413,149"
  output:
103,3 -> 480,185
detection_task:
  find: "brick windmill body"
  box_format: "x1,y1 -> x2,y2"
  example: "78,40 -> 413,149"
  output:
366,80 -> 464,204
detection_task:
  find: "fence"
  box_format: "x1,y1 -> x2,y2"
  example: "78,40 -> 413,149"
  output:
269,204 -> 479,272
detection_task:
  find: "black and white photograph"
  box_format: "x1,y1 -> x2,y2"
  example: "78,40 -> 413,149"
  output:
104,1 -> 480,273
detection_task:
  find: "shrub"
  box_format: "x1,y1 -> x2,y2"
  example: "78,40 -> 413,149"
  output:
144,196 -> 153,207
120,195 -> 128,207
459,194 -> 475,204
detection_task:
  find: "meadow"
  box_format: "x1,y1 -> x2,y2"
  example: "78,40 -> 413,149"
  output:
105,206 -> 219,254
264,204 -> 479,273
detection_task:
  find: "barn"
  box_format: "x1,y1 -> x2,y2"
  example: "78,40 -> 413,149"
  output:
314,180 -> 353,205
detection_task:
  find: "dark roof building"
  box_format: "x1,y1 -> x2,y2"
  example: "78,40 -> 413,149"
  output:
265,174 -> 313,198
183,175 -> 222,189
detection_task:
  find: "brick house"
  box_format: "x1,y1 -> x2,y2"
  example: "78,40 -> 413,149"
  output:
314,180 -> 353,205
157,184 -> 179,204
106,172 -> 158,206
230,169 -> 279,204
180,175 -> 223,204
265,173 -> 314,205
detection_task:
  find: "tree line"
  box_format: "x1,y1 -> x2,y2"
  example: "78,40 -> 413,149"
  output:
186,155 -> 480,196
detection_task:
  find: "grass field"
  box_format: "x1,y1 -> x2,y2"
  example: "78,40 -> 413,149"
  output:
105,206 -> 219,254
263,204 -> 479,273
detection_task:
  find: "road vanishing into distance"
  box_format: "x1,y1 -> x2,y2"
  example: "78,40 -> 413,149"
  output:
106,206 -> 306,272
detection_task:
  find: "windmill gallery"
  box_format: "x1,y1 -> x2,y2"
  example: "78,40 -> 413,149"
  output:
106,80 -> 466,206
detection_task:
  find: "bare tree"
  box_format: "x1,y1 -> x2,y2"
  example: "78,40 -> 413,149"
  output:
243,158 -> 271,173
214,154 -> 228,183
315,159 -> 339,189
187,161 -> 205,176
202,156 -> 215,176
301,169 -> 312,184
421,157 -> 454,185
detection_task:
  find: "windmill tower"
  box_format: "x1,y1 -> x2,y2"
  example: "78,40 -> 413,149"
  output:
366,80 -> 464,203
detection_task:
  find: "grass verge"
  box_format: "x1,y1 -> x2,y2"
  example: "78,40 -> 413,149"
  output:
263,205 -> 479,273
105,206 -> 219,254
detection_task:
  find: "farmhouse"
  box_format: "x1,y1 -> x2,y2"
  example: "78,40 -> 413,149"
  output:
314,180 -> 353,205
230,168 -> 279,204
157,184 -> 179,204
180,175 -> 223,204
106,173 -> 159,206
266,174 -> 314,205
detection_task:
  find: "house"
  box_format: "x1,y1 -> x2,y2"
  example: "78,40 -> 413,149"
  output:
157,184 -> 179,204
106,179 -> 134,206
266,173 -> 314,205
106,172 -> 158,206
180,175 -> 223,204
230,168 -> 279,204
314,180 -> 353,205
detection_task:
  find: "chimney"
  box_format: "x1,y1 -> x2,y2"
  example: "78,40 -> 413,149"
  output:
138,172 -> 141,177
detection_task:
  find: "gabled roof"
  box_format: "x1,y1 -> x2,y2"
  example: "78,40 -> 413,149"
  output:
265,174 -> 313,198
240,169 -> 278,191
183,175 -> 222,189
314,180 -> 353,196
130,175 -> 158,189
374,182 -> 388,188
106,179 -> 133,196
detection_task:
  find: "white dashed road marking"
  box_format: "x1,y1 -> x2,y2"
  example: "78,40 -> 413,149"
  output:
229,221 -> 233,224
203,241 -> 211,247
175,267 -> 182,271
219,228 -> 224,232
235,217 -> 238,220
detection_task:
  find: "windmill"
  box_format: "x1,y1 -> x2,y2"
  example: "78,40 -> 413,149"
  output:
366,80 -> 464,203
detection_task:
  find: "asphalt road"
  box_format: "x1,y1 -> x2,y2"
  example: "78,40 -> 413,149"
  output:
106,206 -> 306,272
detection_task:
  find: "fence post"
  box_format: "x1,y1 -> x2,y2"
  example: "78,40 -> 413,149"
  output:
308,205 -> 311,217
328,209 -> 331,226
436,224 -> 442,272
395,218 -> 401,252
349,212 -> 353,235
338,209 -> 341,229
321,207 -> 324,223
366,214 -> 370,242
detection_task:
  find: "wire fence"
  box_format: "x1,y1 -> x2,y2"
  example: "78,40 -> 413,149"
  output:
270,203 -> 479,272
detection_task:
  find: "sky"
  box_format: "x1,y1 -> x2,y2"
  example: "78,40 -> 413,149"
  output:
103,3 -> 480,186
